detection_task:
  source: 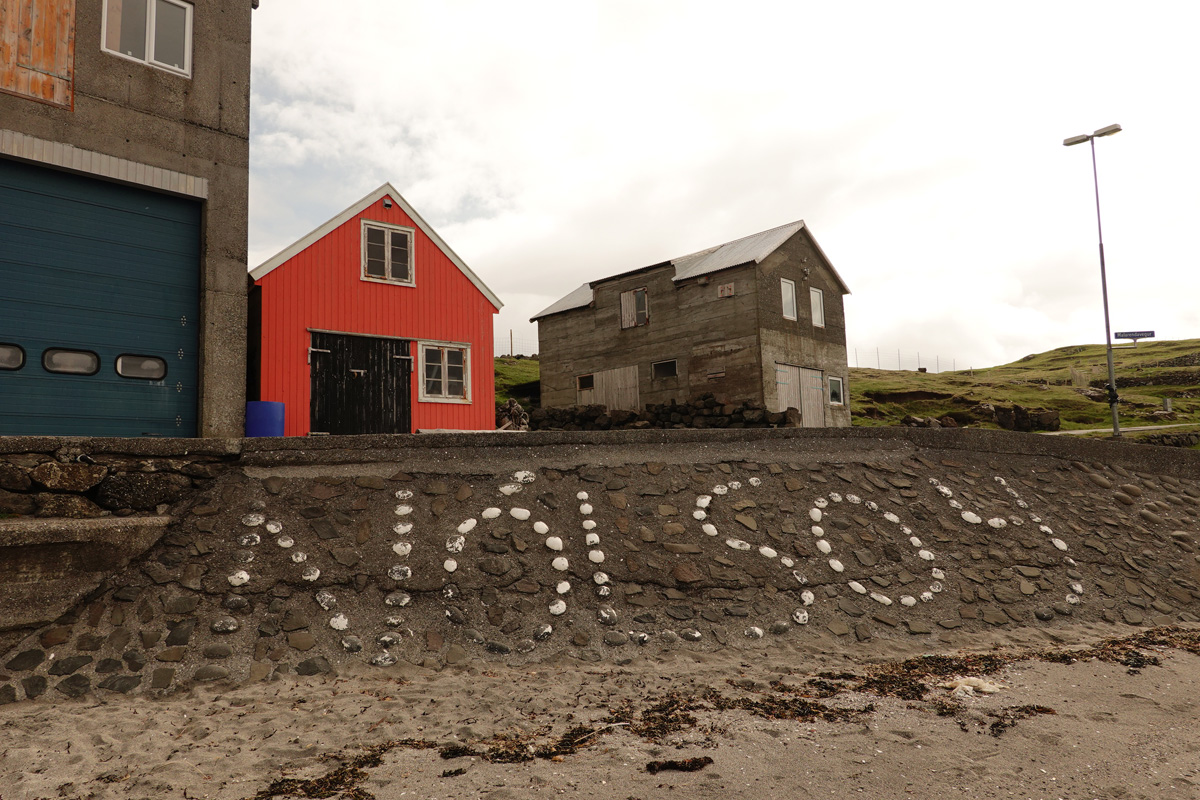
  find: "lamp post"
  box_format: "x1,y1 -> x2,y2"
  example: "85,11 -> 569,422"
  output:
1064,123 -> 1122,438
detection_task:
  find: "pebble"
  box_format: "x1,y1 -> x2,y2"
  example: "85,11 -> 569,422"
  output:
900,595 -> 917,607
393,541 -> 412,556
444,559 -> 458,573
301,567 -> 320,581
909,536 -> 922,547
393,522 -> 413,535
696,495 -> 712,508
394,504 -> 413,516
576,491 -> 589,500
812,525 -> 824,536
726,538 -> 752,551
759,546 -> 777,558
446,536 -> 465,553
1052,538 -> 1068,551
556,581 -> 571,594
388,565 -> 412,581
816,539 -> 832,554
395,489 -> 413,500
792,609 -> 810,624
277,535 -> 294,548
919,549 -> 935,561
693,510 -> 707,520
227,570 -> 250,586
582,519 -> 597,530
241,513 -> 264,527
883,512 -> 900,524
533,521 -> 549,534
988,517 -> 1007,529
586,532 -> 600,546
552,556 -> 569,571
593,572 -> 609,585
702,524 -> 718,536
545,536 -> 564,551
745,626 -> 764,639
499,484 -> 522,495
829,559 -> 844,572
961,511 -> 982,524
848,581 -> 867,594
513,470 -> 535,483
535,624 -> 554,640
580,503 -> 594,515
713,485 -> 728,495
291,551 -> 307,563
385,591 -> 411,607
801,590 -> 815,605
681,628 -> 702,641
329,613 -> 349,630
482,507 -> 501,519
315,590 -> 337,610
266,520 -> 283,534
510,508 -> 531,520
588,550 -> 605,563
238,533 -> 260,547
457,519 -> 477,534
810,508 -> 823,522
870,592 -> 892,606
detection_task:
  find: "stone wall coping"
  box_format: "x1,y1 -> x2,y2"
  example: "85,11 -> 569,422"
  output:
0,515 -> 173,547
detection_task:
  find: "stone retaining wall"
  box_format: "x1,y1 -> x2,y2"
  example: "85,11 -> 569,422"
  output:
1,428 -> 1198,705
528,394 -> 802,431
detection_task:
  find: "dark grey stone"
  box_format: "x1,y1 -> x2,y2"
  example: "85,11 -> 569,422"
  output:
5,649 -> 45,671
56,674 -> 91,697
95,658 -> 123,673
203,644 -> 234,658
603,632 -> 629,646
48,655 -> 93,676
0,685 -> 16,705
98,675 -> 142,694
166,618 -> 198,646
123,650 -> 147,672
21,676 -> 47,699
485,641 -> 511,654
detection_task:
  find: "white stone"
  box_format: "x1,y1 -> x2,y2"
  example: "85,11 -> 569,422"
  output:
1052,538 -> 1069,551
579,503 -> 593,515
781,557 -> 795,568
443,559 -> 458,573
388,565 -> 412,581
961,511 -> 982,524
552,556 -> 569,571
597,585 -> 611,597
593,572 -> 609,585
745,626 -> 764,639
499,483 -> 522,496
513,470 -> 536,483
849,580 -> 867,594
315,590 -> 337,610
241,513 -> 264,527
482,507 -> 501,519
385,591 -> 411,607
545,536 -> 564,551
829,492 -> 843,503
702,523 -> 718,536
582,519 -> 597,530
385,616 -> 405,628
883,512 -> 900,524
276,535 -> 295,549
728,481 -> 742,490
792,609 -> 810,625
1030,515 -> 1042,523
291,551 -> 307,563
809,508 -> 823,522
712,484 -> 729,495
588,550 -> 605,563
814,497 -> 829,508
1017,499 -> 1029,509
930,581 -> 943,593
987,517 -> 1007,529
816,539 -> 832,554
598,607 -> 618,625
759,546 -> 778,559
847,494 -> 861,504
556,581 -> 571,594
266,521 -> 283,534
801,589 -> 815,606
901,525 -> 913,536
1040,524 -> 1053,535
393,522 -> 413,535
533,520 -> 549,534
445,536 -> 465,554
392,488 -> 413,500
793,571 -> 809,585
1066,594 -> 1080,605
302,567 -> 320,582
918,549 -> 935,561
828,559 -> 844,573
693,509 -> 707,520
394,504 -> 413,516
392,541 -> 412,556
586,532 -> 600,546
865,501 -> 878,511
920,591 -> 933,602
900,595 -> 917,607
749,477 -> 762,487
1070,582 -> 1084,595
870,593 -> 893,606
948,499 -> 962,509
510,507 -> 531,520
549,599 -> 567,615
227,570 -> 250,586
329,613 -> 349,631
457,519 -> 477,535
696,495 -> 712,509
726,538 -> 751,551
909,536 -> 922,547
811,525 -> 824,536
931,568 -> 945,580
576,491 -> 589,501
936,485 -> 953,498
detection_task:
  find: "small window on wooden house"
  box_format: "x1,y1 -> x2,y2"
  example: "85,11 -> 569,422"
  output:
103,0 -> 193,76
652,360 -> 677,380
781,278 -> 797,321
362,222 -> 414,285
43,348 -> 99,375
0,344 -> 25,370
810,287 -> 825,328
829,376 -> 845,405
620,288 -> 649,328
420,343 -> 469,402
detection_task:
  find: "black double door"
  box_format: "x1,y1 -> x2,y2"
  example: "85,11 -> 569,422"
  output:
310,332 -> 412,435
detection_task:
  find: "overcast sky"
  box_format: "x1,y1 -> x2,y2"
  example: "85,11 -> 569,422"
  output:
247,1 -> 1199,371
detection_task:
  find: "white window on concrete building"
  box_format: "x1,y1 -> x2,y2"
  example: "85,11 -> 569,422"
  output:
828,375 -> 844,405
810,287 -> 825,328
103,0 -> 194,77
781,278 -> 797,321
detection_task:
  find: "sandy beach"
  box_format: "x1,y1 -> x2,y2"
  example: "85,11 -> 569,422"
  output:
4,623 -> 1199,800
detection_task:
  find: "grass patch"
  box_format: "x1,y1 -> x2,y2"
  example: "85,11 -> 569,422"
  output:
494,357 -> 540,407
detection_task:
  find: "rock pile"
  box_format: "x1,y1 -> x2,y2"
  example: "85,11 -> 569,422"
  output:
529,394 -> 802,431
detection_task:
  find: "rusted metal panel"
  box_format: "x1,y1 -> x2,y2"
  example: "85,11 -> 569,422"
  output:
1,0 -> 74,109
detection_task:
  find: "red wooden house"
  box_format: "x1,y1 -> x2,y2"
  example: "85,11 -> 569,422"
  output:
248,183 -> 502,435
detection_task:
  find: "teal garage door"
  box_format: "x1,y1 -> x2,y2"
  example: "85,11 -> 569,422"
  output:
0,158 -> 201,437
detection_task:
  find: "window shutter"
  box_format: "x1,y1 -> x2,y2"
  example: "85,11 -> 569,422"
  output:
2,0 -> 76,108
620,290 -> 636,329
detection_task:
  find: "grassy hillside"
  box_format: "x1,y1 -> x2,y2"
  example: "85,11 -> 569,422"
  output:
493,339 -> 1200,443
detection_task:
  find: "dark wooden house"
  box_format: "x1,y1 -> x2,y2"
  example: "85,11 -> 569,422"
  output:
532,220 -> 852,426
249,183 -> 502,435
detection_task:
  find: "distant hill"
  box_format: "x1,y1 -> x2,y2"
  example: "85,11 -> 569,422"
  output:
494,339 -> 1200,444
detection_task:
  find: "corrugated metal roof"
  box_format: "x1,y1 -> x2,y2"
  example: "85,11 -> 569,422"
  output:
671,220 -> 805,281
530,282 -> 593,320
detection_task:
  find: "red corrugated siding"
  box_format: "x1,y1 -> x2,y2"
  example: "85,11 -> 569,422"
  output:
256,197 -> 497,435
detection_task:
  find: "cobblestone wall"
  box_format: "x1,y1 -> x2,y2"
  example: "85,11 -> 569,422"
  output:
1,429 -> 1199,704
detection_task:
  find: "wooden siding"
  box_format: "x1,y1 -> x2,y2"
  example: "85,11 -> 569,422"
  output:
1,0 -> 74,108
256,196 -> 496,435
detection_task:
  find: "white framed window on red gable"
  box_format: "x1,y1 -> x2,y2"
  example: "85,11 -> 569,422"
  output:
102,0 -> 194,77
361,220 -> 415,286
420,342 -> 470,403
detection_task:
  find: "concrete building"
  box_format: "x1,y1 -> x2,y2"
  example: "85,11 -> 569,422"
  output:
0,0 -> 253,437
532,220 -> 852,427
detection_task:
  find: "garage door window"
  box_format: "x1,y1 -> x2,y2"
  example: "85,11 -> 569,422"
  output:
0,344 -> 24,370
116,354 -> 167,380
43,348 -> 100,375
103,0 -> 193,76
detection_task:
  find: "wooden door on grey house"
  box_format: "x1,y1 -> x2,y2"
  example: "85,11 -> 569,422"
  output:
578,365 -> 640,410
309,332 -> 411,435
774,364 -> 825,427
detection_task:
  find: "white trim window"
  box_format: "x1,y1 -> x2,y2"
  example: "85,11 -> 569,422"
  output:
810,287 -> 825,328
828,376 -> 845,406
102,0 -> 194,77
619,288 -> 649,328
781,278 -> 797,321
361,221 -> 415,285
420,342 -> 470,403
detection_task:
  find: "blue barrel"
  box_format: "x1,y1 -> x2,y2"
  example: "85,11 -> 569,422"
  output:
245,401 -> 285,437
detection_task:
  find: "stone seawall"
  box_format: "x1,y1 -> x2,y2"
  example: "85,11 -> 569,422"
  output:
1,428 -> 1198,704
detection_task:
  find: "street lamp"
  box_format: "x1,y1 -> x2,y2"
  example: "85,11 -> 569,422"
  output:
1064,123 -> 1122,438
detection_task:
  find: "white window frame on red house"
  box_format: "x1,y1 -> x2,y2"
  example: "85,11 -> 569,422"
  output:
361,220 -> 416,286
419,341 -> 471,404
102,0 -> 194,77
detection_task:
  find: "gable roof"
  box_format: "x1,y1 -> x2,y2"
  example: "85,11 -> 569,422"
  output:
250,183 -> 503,311
531,219 -> 848,321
